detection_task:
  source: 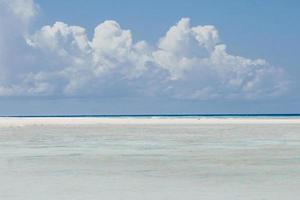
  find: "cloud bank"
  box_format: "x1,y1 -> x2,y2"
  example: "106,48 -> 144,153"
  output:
0,0 -> 289,100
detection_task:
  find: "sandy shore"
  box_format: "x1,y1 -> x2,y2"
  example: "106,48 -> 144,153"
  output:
1,117 -> 299,200
0,117 -> 299,126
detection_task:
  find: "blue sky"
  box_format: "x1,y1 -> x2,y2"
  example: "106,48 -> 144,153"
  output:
0,0 -> 299,115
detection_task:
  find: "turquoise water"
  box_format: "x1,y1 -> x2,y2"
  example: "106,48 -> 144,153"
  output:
5,114 -> 300,119
1,122 -> 300,200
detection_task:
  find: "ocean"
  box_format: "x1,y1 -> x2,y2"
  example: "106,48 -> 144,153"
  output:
0,116 -> 299,200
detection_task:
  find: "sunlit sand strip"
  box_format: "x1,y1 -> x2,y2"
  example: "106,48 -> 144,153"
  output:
0,117 -> 299,127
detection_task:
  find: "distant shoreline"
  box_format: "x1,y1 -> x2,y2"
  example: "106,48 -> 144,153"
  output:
0,116 -> 300,127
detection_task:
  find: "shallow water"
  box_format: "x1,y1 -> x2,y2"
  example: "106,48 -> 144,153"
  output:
0,123 -> 300,200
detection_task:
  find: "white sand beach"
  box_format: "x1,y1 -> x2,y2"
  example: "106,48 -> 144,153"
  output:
0,117 -> 300,126
0,117 -> 300,200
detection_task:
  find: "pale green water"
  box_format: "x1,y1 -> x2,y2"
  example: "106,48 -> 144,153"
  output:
0,123 -> 300,200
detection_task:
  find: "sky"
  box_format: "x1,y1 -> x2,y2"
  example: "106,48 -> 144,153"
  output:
0,0 -> 299,115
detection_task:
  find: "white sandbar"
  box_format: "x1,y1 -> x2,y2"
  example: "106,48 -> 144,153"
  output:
0,116 -> 299,126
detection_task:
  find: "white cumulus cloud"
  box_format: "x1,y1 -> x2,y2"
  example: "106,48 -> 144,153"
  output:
0,0 -> 289,100
0,0 -> 38,95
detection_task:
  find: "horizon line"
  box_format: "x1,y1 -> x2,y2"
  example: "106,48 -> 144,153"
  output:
2,114 -> 300,118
